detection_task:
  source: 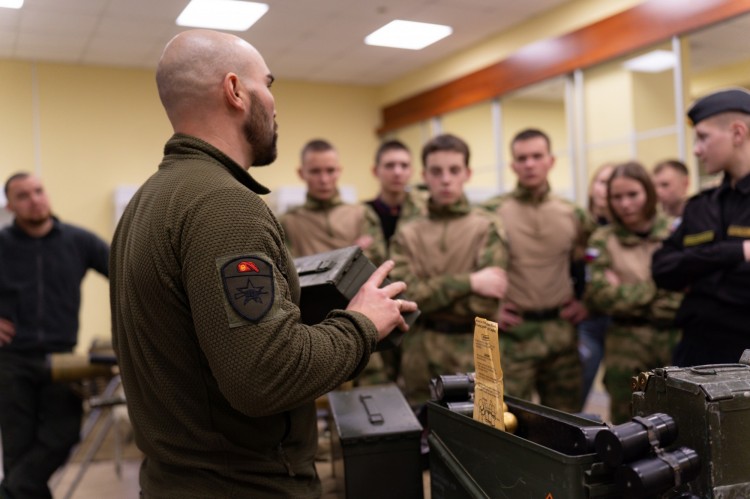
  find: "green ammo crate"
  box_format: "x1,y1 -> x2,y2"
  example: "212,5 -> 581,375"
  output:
631,362 -> 750,498
428,396 -> 620,499
328,384 -> 424,499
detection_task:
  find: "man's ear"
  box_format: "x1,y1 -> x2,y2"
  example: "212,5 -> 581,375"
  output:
297,167 -> 304,181
731,119 -> 749,145
223,73 -> 244,110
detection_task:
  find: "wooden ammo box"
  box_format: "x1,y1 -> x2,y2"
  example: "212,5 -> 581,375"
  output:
328,384 -> 423,499
631,361 -> 750,498
294,245 -> 418,350
428,396 -> 621,499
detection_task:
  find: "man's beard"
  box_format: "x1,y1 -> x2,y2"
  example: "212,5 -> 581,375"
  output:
20,212 -> 52,227
244,92 -> 278,166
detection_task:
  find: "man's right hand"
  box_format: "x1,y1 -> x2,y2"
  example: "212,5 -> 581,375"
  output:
498,302 -> 523,331
744,240 -> 750,261
347,260 -> 418,341
0,318 -> 16,346
470,266 -> 507,299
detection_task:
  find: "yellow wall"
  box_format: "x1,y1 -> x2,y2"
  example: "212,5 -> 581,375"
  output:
691,57 -> 750,99
503,98 -> 569,194
269,80 -> 381,199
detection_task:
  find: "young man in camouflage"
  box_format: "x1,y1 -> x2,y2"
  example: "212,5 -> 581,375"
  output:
389,133 -> 508,406
280,139 -> 381,258
363,139 -> 427,266
483,128 -> 594,413
584,162 -> 682,423
356,140 -> 427,386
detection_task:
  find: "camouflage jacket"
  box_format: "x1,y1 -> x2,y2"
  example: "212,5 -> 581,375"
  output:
389,195 -> 508,321
362,189 -> 428,265
584,213 -> 683,324
482,182 -> 595,310
279,192 -> 383,260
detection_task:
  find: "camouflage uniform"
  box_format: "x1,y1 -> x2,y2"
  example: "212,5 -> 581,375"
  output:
585,213 -> 682,423
356,189 -> 428,386
389,196 -> 508,406
483,183 -> 594,413
279,192 -> 383,260
362,189 -> 429,266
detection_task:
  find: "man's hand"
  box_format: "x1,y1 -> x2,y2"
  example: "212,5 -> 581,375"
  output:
560,299 -> 588,325
604,269 -> 621,287
498,302 -> 522,331
355,234 -> 374,251
744,240 -> 750,261
0,318 -> 16,347
347,260 -> 418,341
470,266 -> 507,299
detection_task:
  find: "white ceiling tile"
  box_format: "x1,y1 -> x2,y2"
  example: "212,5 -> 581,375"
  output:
19,10 -> 99,35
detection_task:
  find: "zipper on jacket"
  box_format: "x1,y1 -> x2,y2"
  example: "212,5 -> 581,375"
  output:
324,208 -> 334,238
36,239 -> 44,344
277,411 -> 295,476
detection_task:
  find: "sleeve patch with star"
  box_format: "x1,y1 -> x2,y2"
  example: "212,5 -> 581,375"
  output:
219,255 -> 275,324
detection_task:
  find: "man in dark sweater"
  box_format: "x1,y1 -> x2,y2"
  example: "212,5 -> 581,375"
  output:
109,29 -> 415,498
0,172 -> 110,499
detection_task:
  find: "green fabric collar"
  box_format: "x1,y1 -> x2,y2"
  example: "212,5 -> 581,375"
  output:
164,133 -> 270,195
511,182 -> 551,205
428,195 -> 471,218
302,192 -> 343,210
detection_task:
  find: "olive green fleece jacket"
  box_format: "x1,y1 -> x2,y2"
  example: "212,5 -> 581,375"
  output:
110,134 -> 378,498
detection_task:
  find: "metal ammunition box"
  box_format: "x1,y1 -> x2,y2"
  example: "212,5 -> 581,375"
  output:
428,396 -> 620,499
631,363 -> 750,498
328,384 -> 423,499
294,245 -> 419,350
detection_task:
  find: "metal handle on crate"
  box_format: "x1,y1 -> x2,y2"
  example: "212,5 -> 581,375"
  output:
359,394 -> 384,425
689,363 -> 749,375
296,260 -> 333,276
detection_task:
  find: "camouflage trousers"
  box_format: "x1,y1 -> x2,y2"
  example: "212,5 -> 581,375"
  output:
500,318 -> 582,413
604,324 -> 681,424
400,327 -> 474,407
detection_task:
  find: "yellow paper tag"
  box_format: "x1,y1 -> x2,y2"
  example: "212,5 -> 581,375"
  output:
472,317 -> 504,430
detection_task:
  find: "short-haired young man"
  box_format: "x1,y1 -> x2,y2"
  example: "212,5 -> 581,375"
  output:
653,88 -> 750,367
389,133 -> 508,406
280,139 -> 380,258
483,128 -> 594,413
653,159 -> 690,221
363,140 -> 426,266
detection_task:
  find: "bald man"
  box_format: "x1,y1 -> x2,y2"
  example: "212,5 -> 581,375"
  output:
110,30 -> 415,498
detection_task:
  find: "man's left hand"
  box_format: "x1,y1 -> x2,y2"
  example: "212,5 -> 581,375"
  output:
560,299 -> 588,325
0,317 -> 16,346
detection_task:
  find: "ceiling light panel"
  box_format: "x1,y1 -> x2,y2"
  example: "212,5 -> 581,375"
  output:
176,0 -> 268,32
365,20 -> 452,50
